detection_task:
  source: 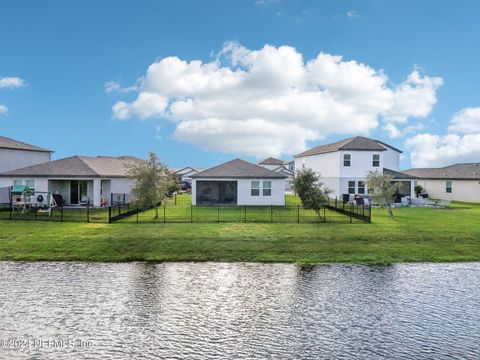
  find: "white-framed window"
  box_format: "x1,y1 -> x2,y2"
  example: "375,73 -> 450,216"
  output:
263,181 -> 272,196
13,179 -> 35,191
251,181 -> 260,196
446,181 -> 452,193
343,154 -> 351,167
372,154 -> 380,167
357,181 -> 366,194
348,181 -> 356,194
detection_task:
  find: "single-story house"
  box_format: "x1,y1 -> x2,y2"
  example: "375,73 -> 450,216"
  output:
172,167 -> 204,184
0,136 -> 53,173
404,163 -> 480,203
0,155 -> 141,207
191,158 -> 287,206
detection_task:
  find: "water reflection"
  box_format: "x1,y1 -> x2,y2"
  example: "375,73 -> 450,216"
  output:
0,262 -> 479,359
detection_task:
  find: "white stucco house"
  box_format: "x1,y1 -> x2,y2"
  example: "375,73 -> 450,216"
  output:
404,163 -> 480,203
191,159 -> 287,206
172,167 -> 204,184
294,136 -> 416,199
0,136 -> 52,173
0,155 -> 141,207
258,157 -> 294,192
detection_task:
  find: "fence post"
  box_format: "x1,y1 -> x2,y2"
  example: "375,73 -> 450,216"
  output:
175,193 -> 177,205
163,203 -> 166,223
270,205 -> 273,223
108,206 -> 112,223
87,204 -> 90,223
297,205 -> 300,223
9,193 -> 12,220
110,193 -> 113,206
35,205 -> 38,221
244,205 -> 247,223
350,203 -> 353,224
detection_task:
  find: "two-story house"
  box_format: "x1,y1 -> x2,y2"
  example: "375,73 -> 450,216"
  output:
294,136 -> 416,199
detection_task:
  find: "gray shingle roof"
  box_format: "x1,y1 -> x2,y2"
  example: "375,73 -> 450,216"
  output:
383,168 -> 417,180
294,136 -> 402,157
404,163 -> 480,180
258,157 -> 285,165
191,159 -> 287,179
0,136 -> 52,153
0,155 -> 141,177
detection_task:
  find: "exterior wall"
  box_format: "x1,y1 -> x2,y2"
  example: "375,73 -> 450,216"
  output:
110,178 -> 135,194
417,179 -> 480,203
382,147 -> 400,171
0,149 -> 51,173
295,151 -> 341,178
192,178 -> 286,206
0,177 -> 49,192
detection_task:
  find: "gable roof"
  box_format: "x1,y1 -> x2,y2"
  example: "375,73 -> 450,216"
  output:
0,136 -> 52,153
383,168 -> 417,180
258,157 -> 285,165
191,159 -> 287,179
0,155 -> 142,178
404,163 -> 480,180
294,136 -> 402,158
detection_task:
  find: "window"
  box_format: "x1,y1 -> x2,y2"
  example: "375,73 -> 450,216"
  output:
251,181 -> 260,196
446,181 -> 452,193
263,181 -> 272,196
13,179 -> 35,191
343,154 -> 351,167
357,181 -> 366,194
372,154 -> 380,167
348,181 -> 356,194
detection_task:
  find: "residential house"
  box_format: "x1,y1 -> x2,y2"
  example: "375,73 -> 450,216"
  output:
0,155 -> 141,207
258,157 -> 294,192
294,136 -> 416,199
404,163 -> 480,203
0,136 -> 52,173
191,159 -> 287,206
172,167 -> 203,184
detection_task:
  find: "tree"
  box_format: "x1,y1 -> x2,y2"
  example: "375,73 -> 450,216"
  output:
127,152 -> 173,219
293,168 -> 331,219
366,170 -> 397,217
414,184 -> 424,197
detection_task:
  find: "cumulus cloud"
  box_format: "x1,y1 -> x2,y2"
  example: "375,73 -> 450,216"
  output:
407,107 -> 480,167
448,107 -> 480,134
104,80 -> 141,94
109,42 -> 442,157
0,76 -> 26,89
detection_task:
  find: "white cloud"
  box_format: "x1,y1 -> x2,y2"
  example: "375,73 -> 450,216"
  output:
110,42 -> 442,157
104,80 -> 141,94
254,0 -> 278,6
448,107 -> 480,134
407,107 -> 480,167
0,105 -> 7,115
346,10 -> 360,19
0,76 -> 26,89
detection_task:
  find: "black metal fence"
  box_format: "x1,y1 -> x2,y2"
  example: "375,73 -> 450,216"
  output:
0,204 -> 109,223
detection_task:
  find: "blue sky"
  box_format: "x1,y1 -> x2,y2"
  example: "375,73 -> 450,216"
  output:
1,0 -> 480,169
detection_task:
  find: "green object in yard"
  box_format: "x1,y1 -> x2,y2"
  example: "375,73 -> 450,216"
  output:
11,185 -> 29,193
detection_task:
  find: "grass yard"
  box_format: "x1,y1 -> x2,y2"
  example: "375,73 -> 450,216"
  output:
0,201 -> 479,264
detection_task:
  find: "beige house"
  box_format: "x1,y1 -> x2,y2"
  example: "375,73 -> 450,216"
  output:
404,163 -> 480,203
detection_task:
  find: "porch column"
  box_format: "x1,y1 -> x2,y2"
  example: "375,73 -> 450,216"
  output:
93,178 -> 101,207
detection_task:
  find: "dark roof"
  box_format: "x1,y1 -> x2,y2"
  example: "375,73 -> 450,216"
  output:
0,136 -> 52,153
258,157 -> 285,165
404,163 -> 480,180
191,159 -> 287,179
294,136 -> 402,157
0,156 -> 141,177
383,168 -> 417,180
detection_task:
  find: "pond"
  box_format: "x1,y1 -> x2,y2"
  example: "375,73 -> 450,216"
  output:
0,262 -> 479,359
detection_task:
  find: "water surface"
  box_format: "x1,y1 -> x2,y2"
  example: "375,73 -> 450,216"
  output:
0,262 -> 479,359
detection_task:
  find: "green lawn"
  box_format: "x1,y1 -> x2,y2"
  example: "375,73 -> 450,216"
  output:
0,202 -> 480,264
